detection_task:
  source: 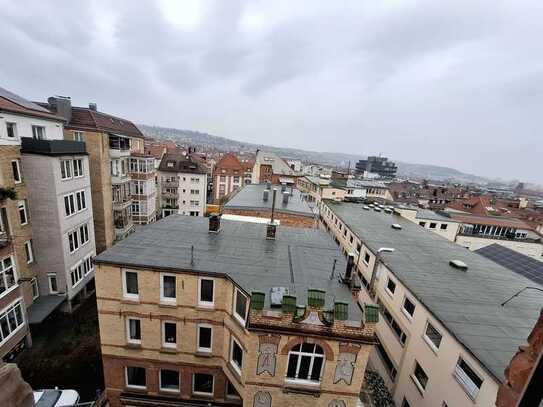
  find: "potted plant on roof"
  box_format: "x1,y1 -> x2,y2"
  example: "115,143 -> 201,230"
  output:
0,187 -> 17,201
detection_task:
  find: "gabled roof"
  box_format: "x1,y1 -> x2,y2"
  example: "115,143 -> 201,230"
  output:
158,154 -> 206,174
0,86 -> 64,121
66,107 -> 144,138
215,153 -> 243,171
255,150 -> 296,176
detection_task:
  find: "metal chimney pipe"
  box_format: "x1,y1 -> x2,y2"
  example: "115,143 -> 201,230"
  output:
282,191 -> 289,205
270,188 -> 277,223
263,189 -> 269,201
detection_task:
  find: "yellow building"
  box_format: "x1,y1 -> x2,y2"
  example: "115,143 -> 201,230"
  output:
94,215 -> 378,406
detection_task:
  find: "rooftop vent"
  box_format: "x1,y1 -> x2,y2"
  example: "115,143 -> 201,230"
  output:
449,260 -> 468,271
384,208 -> 392,214
263,189 -> 269,202
209,213 -> 221,233
377,247 -> 395,253
266,221 -> 277,240
270,287 -> 289,307
391,224 -> 402,230
282,191 -> 289,205
363,205 -> 370,210
89,102 -> 97,111
374,208 -> 382,212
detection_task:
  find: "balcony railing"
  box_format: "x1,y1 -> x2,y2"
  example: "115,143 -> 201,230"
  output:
162,180 -> 179,188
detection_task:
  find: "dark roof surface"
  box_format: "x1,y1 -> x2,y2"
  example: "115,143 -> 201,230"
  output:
95,215 -> 359,319
324,200 -> 543,382
0,86 -> 64,121
66,107 -> 144,138
225,184 -> 314,217
158,154 -> 207,174
476,244 -> 543,286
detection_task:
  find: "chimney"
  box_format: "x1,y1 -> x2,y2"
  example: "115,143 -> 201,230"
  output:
281,183 -> 286,192
282,191 -> 289,205
263,189 -> 269,201
47,96 -> 72,122
343,253 -> 355,282
267,189 -> 277,240
265,181 -> 271,190
89,102 -> 97,111
209,213 -> 221,233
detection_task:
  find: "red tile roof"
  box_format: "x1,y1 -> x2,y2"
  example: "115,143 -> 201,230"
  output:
66,107 -> 144,138
215,153 -> 244,171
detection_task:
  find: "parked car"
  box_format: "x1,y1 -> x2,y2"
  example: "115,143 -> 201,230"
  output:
34,388 -> 80,407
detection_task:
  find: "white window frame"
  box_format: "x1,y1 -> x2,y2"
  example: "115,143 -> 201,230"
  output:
125,366 -> 147,389
69,261 -> 84,288
6,122 -> 17,139
32,125 -> 45,140
122,270 -> 139,300
402,296 -> 415,321
31,277 -> 39,300
0,300 -> 25,347
285,343 -> 325,385
423,320 -> 443,353
162,320 -> 177,348
411,361 -> 429,394
126,317 -> 142,345
75,190 -> 87,212
198,277 -> 215,308
24,240 -> 34,264
159,369 -> 180,393
233,288 -> 247,325
68,229 -> 79,253
63,193 -> 76,217
0,255 -> 18,299
60,160 -> 72,180
48,273 -> 58,294
18,200 -> 28,225
454,357 -> 483,400
79,223 -> 89,246
73,159 -> 83,178
73,131 -> 84,142
11,160 -> 22,184
160,273 -> 177,303
197,324 -> 213,353
229,336 -> 243,374
385,276 -> 396,297
192,373 -> 214,396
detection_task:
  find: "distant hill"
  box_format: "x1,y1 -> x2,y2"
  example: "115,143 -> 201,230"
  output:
138,124 -> 494,184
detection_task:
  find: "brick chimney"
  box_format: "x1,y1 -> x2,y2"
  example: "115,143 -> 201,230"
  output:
209,213 -> 221,233
47,96 -> 72,122
89,102 -> 97,111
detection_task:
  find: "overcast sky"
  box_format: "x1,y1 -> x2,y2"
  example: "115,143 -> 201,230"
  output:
1,0 -> 541,183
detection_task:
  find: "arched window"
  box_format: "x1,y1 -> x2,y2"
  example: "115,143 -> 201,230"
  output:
286,343 -> 325,383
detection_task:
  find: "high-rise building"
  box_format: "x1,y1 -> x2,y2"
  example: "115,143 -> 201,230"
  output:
355,156 -> 397,179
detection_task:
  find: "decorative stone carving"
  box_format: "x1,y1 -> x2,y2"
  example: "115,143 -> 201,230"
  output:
257,335 -> 280,376
254,391 -> 272,407
328,400 -> 346,407
299,310 -> 325,326
334,352 -> 357,385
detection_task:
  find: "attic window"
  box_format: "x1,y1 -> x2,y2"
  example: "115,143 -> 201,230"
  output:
449,260 -> 468,271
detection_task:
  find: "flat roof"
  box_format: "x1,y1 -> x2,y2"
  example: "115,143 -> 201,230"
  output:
415,209 -> 457,222
225,184 -> 314,218
95,215 -> 360,320
324,200 -> 543,382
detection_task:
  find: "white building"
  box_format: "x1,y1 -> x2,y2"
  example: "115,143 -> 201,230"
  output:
158,154 -> 207,217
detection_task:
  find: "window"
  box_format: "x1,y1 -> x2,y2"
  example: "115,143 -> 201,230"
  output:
32,125 -> 45,140
440,224 -> 448,230
11,160 -> 22,183
132,180 -> 144,195
190,200 -> 199,206
31,278 -> 39,299
131,201 -> 140,216
24,240 -> 34,263
6,122 -> 17,138
70,262 -> 84,287
219,175 -> 226,183
412,361 -> 428,392
75,190 -> 86,211
160,369 -> 179,392
79,223 -> 89,245
226,380 -> 241,398
364,252 -> 371,264
193,373 -> 214,396
68,229 -> 79,253
161,274 -> 176,302
403,297 -> 416,319
126,318 -> 141,344
0,256 -> 17,297
82,255 -> 93,275
73,159 -> 83,177
198,278 -> 214,307
429,223 -> 437,229
48,274 -> 58,294
424,321 -> 442,350
376,340 -> 397,381
454,358 -> 483,399
162,321 -> 177,348
378,298 -> 407,345
286,343 -> 325,383
197,324 -> 212,353
233,288 -> 247,324
190,189 -> 199,194
64,194 -> 76,216
73,131 -> 83,142
0,301 -> 25,346
386,277 -> 396,295
230,337 -> 243,373
401,398 -> 411,407
123,270 -> 139,300
18,200 -> 28,225
60,160 -> 72,180
419,221 -> 426,227
126,366 -> 146,389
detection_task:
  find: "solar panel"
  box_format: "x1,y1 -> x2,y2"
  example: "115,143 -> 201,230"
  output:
0,86 -> 50,113
476,244 -> 543,286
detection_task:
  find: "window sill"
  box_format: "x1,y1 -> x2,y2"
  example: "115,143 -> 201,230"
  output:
158,302 -> 177,309
124,386 -> 147,393
121,298 -> 140,305
160,347 -> 178,354
401,308 -> 414,322
422,335 -> 440,356
410,375 -> 426,396
126,343 -> 142,350
195,351 -> 213,358
196,304 -> 215,311
452,372 -> 479,402
283,379 -> 321,395
192,392 -> 214,399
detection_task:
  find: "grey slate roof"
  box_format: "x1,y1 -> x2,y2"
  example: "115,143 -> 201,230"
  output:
415,209 -> 457,222
95,215 -> 359,320
158,154 -> 207,174
325,200 -> 543,382
225,184 -> 314,217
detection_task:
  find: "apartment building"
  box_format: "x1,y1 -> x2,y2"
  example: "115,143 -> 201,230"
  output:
297,176 -> 345,207
42,96 -> 154,252
129,154 -> 157,225
319,200 -> 542,407
158,154 -> 207,217
0,87 -> 70,359
213,153 -> 252,202
223,183 -> 316,227
252,150 -> 298,185
21,137 -> 96,313
94,215 -> 378,407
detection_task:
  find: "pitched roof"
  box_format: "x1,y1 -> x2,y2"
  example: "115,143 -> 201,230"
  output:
0,86 -> 64,121
215,153 -> 243,171
66,107 -> 144,138
158,154 -> 207,174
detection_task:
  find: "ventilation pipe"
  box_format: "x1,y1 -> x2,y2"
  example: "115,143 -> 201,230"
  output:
282,191 -> 289,205
266,188 -> 278,240
263,189 -> 269,202
343,253 -> 355,283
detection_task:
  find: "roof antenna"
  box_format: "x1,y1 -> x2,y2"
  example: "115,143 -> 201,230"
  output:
190,245 -> 194,266
501,286 -> 543,306
330,258 -> 337,280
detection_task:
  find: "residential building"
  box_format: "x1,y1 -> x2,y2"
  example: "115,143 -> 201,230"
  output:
393,206 -> 460,242
129,154 -> 157,225
158,154 -> 207,217
354,156 -> 397,179
212,153 -> 252,202
42,96 -> 153,252
223,183 -> 316,227
297,176 -> 345,207
284,157 -> 303,172
21,137 -> 96,313
252,150 -> 298,185
319,200 -> 542,407
0,87 -> 67,359
332,179 -> 393,203
94,215 -> 378,407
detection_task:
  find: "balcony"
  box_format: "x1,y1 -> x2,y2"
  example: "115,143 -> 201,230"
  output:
113,197 -> 132,210
109,135 -> 131,158
162,191 -> 178,199
162,180 -> 179,188
115,220 -> 134,241
0,231 -> 11,249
